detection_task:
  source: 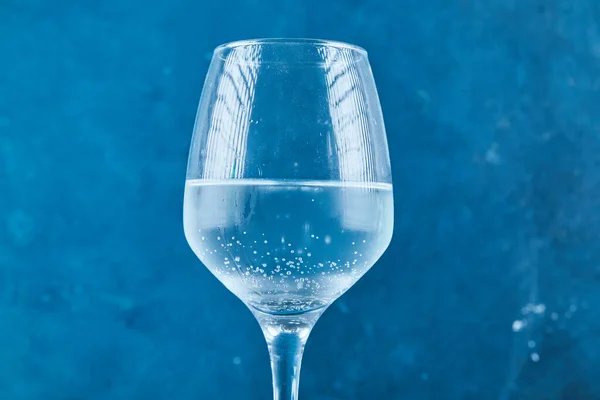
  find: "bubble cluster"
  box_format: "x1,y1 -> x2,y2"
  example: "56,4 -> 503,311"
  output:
521,303 -> 546,315
192,227 -> 376,307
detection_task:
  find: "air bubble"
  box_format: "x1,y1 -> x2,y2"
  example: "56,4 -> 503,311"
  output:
234,256 -> 240,262
217,236 -> 221,241
512,320 -> 526,332
522,303 -> 546,315
286,271 -> 292,275
253,251 -> 257,254
307,253 -> 312,257
324,235 -> 331,244
528,340 -> 536,348
264,240 -> 268,244
530,353 -> 540,362
201,236 -> 206,241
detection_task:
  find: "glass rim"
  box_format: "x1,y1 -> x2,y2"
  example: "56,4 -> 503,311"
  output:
214,38 -> 368,55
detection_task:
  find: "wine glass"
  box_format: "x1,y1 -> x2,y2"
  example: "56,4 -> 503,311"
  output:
183,38 -> 393,400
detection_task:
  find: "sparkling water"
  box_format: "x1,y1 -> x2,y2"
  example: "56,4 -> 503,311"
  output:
184,179 -> 394,315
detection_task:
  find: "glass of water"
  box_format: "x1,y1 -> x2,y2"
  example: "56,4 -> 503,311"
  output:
183,38 -> 393,400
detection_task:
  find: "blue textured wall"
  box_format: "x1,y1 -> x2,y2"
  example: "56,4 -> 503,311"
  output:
2,0 -> 600,398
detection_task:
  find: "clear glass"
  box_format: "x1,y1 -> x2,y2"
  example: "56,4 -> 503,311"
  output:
183,38 -> 393,400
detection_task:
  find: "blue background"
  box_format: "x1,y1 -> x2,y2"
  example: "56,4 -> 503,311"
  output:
2,0 -> 600,399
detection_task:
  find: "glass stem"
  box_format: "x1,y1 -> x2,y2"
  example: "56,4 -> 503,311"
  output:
268,330 -> 306,400
253,310 -> 323,400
